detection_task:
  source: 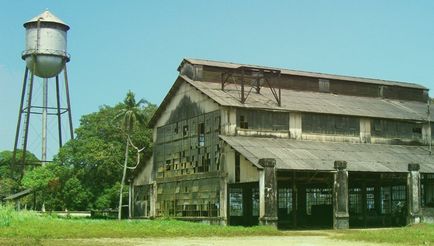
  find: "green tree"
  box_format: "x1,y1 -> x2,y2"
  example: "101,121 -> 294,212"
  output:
0,150 -> 39,197
63,177 -> 92,210
114,91 -> 148,220
55,92 -> 155,212
21,163 -> 57,211
94,182 -> 121,210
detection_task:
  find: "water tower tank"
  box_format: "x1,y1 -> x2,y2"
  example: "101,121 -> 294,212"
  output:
22,10 -> 70,78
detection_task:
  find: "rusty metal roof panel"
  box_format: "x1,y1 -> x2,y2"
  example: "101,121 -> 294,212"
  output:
182,75 -> 432,121
184,58 -> 427,89
220,135 -> 434,173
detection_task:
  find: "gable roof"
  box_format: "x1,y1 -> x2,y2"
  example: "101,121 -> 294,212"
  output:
182,58 -> 427,90
149,59 -> 431,128
149,74 -> 432,128
185,75 -> 432,121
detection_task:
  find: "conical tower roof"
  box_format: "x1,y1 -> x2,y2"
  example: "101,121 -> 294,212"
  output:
24,10 -> 69,30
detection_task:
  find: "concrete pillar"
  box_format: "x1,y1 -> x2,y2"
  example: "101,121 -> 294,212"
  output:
333,160 -> 349,229
219,175 -> 228,225
128,182 -> 133,219
221,108 -> 237,136
150,181 -> 157,218
407,163 -> 422,224
258,158 -> 278,226
359,118 -> 371,143
289,112 -> 302,140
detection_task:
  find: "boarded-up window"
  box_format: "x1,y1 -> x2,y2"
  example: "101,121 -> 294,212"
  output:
302,113 -> 359,136
319,79 -> 330,93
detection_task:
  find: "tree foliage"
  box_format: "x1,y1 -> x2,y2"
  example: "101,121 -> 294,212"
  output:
55,93 -> 155,210
0,92 -> 155,211
0,150 -> 39,199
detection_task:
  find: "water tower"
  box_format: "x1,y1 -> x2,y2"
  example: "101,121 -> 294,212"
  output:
12,10 -> 74,171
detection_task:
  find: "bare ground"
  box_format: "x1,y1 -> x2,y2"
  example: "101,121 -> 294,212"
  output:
0,235 -> 396,246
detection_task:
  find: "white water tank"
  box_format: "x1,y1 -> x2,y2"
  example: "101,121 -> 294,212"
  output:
22,10 -> 70,78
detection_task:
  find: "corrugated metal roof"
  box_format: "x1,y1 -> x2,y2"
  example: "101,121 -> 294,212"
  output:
24,10 -> 69,29
220,136 -> 434,173
184,58 -> 427,90
181,75 -> 433,121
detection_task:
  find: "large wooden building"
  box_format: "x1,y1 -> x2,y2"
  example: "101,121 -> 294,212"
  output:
131,58 -> 434,228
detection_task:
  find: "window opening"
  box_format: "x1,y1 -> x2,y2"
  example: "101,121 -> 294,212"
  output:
366,187 -> 375,212
183,125 -> 188,137
198,123 -> 205,146
381,186 -> 391,214
278,188 -> 293,214
174,122 -> 178,134
239,115 -> 248,129
319,79 -> 330,93
391,185 -> 406,214
306,188 -> 332,215
349,188 -> 362,215
229,187 -> 243,216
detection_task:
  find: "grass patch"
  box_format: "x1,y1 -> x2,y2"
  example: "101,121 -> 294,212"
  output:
0,205 -> 282,239
334,224 -> 434,245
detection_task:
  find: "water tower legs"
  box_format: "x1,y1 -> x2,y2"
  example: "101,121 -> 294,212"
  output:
11,65 -> 74,178
42,78 -> 48,163
64,66 -> 74,140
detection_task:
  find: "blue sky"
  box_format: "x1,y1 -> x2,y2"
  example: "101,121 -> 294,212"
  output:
1,1 -> 434,158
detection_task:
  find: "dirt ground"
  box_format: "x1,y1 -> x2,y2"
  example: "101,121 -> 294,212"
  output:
1,235 -> 395,246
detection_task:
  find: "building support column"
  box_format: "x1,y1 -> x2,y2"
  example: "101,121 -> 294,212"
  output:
150,181 -> 157,218
333,160 -> 349,229
219,175 -> 228,225
259,158 -> 278,226
407,163 -> 422,225
128,181 -> 133,219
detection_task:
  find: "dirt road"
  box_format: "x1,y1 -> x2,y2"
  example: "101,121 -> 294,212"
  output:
30,236 -> 394,246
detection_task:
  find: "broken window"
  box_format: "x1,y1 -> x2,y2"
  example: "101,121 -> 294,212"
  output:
278,188 -> 293,215
380,186 -> 391,214
198,123 -> 205,146
183,125 -> 188,137
380,185 -> 407,215
239,115 -> 248,129
306,188 -> 332,215
349,188 -> 362,215
366,187 -> 375,212
229,187 -> 243,216
174,122 -> 179,134
391,185 -> 406,214
412,127 -> 422,134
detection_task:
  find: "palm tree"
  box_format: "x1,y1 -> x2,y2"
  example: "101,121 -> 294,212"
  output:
114,91 -> 147,220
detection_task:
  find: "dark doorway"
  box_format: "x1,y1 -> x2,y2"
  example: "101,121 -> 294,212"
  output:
228,182 -> 259,226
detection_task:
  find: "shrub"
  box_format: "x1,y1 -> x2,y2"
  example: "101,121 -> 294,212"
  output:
0,205 -> 14,227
